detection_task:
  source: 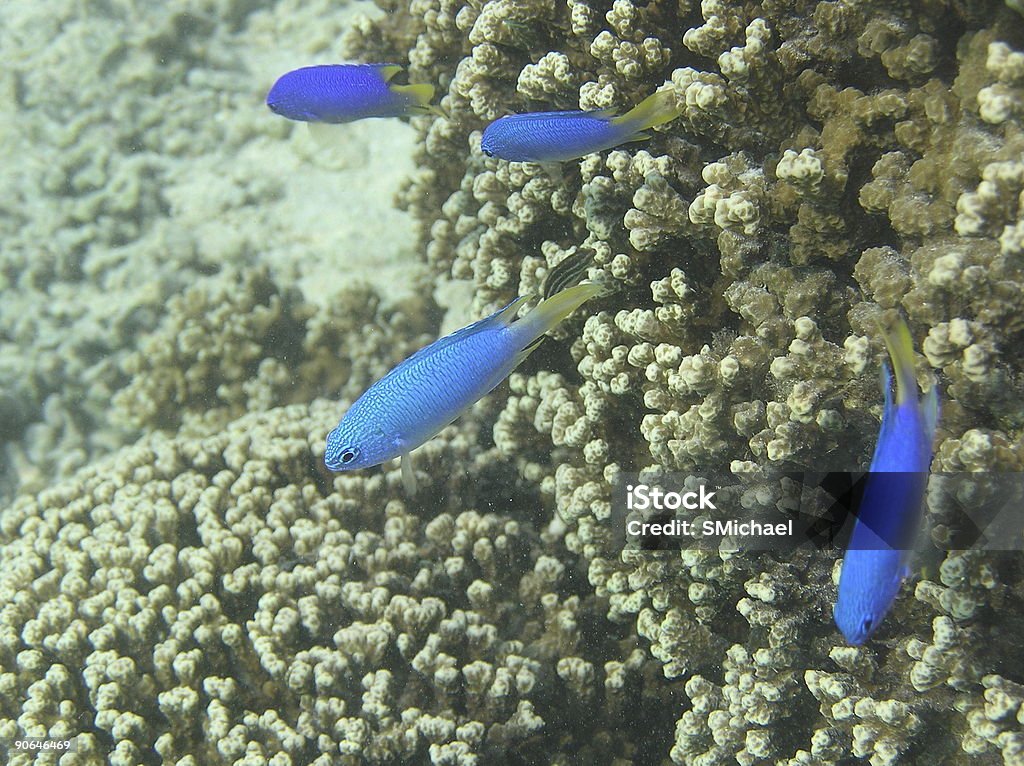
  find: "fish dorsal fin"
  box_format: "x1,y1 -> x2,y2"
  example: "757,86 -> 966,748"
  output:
881,362 -> 894,415
510,282 -> 603,349
532,108 -> 616,120
502,108 -> 616,123
491,294 -> 528,327
387,297 -> 528,377
870,362 -> 898,466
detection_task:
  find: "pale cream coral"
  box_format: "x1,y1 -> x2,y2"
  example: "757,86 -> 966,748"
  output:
978,42 -> 1024,124
2,389 -> 680,762
10,1 -> 1008,764
516,52 -> 575,101
689,156 -> 766,236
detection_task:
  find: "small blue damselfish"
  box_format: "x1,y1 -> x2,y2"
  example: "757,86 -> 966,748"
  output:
325,282 -> 603,493
480,88 -> 681,163
266,63 -> 438,123
833,318 -> 940,645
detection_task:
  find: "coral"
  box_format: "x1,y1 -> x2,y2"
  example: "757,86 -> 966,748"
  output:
110,268 -> 312,432
0,0 -> 283,496
0,0 -> 422,500
803,665 -> 925,766
110,267 -> 435,436
345,0 -> 1024,763
0,400 -> 677,765
3,0 -> 1023,763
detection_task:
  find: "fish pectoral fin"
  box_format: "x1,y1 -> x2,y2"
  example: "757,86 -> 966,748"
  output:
537,162 -> 565,184
400,452 -> 418,496
307,121 -> 344,149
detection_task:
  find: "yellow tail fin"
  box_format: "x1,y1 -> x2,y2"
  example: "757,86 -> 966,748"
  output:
377,64 -> 403,82
612,88 -> 682,130
512,282 -> 603,348
879,317 -> 918,405
390,82 -> 447,117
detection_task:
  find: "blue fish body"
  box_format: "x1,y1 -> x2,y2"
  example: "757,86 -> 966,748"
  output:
325,283 -> 602,489
480,89 -> 681,162
266,64 -> 435,123
482,111 -> 637,162
834,319 -> 939,645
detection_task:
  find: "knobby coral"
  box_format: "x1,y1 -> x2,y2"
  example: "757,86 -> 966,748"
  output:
342,0 -> 1024,762
2,0 -> 1023,763
0,398 -> 677,765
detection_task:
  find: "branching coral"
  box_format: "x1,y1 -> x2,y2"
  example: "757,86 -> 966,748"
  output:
4,0 -> 1024,764
345,0 -> 1024,763
0,399 -> 678,764
0,0 -> 422,502
110,267 -> 436,437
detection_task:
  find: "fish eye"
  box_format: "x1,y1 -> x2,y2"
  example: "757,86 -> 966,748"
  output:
482,148 -> 494,157
861,617 -> 874,635
340,448 -> 358,465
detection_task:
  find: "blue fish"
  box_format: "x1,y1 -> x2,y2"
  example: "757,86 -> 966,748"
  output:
834,318 -> 939,645
480,89 -> 682,162
325,282 -> 603,492
266,64 -> 438,123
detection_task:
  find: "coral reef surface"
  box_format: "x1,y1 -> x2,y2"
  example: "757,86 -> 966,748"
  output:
2,0 -> 1024,764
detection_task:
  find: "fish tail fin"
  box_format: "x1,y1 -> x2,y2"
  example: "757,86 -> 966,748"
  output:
511,282 -> 603,347
377,64 -> 404,81
390,82 -> 446,117
879,317 -> 918,406
612,87 -> 682,131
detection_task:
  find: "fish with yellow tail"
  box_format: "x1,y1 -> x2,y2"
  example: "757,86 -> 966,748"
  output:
834,317 -> 940,645
480,88 -> 682,163
324,282 -> 603,493
266,64 -> 441,124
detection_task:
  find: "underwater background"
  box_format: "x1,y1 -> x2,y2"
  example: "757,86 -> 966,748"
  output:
1,0 -> 1023,764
